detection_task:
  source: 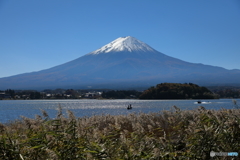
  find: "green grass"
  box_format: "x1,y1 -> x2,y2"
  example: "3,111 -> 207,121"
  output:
0,106 -> 240,159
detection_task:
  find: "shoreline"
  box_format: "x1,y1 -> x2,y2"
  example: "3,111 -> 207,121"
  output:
0,97 -> 224,100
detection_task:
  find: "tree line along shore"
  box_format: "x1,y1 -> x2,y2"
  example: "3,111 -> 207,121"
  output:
1,83 -> 240,100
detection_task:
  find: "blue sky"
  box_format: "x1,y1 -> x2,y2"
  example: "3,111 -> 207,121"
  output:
1,0 -> 240,78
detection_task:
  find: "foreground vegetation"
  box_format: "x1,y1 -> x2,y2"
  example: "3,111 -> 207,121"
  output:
0,106 -> 239,159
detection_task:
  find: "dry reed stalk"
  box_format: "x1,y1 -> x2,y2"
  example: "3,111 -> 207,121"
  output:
0,107 -> 240,159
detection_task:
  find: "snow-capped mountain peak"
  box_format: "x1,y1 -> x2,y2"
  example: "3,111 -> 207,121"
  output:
88,36 -> 156,55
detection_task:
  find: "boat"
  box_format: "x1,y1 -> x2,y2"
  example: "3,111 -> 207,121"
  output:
127,104 -> 132,110
197,101 -> 202,104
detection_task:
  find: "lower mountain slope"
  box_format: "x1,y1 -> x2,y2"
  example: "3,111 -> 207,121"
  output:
1,36 -> 240,90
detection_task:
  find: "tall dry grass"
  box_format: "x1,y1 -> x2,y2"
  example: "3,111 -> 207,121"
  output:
0,106 -> 240,159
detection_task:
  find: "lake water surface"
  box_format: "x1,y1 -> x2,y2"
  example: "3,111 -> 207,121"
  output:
0,99 -> 238,123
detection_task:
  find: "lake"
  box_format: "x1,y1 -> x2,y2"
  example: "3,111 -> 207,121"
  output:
0,99 -> 238,123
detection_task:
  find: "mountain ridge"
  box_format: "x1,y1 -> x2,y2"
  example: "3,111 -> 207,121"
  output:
1,36 -> 240,90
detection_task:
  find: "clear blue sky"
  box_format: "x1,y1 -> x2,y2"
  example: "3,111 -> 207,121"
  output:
1,0 -> 240,78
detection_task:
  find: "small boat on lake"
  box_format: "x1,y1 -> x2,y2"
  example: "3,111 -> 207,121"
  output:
197,101 -> 202,104
127,104 -> 132,110
195,101 -> 211,104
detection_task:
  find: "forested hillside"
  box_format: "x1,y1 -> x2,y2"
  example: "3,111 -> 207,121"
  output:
139,83 -> 216,99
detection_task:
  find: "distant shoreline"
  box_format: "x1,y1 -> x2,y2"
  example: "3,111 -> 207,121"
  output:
0,98 -> 220,101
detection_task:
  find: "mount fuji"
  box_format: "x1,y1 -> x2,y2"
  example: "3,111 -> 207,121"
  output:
1,36 -> 240,90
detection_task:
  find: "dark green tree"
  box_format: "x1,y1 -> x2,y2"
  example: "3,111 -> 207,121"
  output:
139,83 -> 216,99
30,92 -> 41,99
5,89 -> 15,98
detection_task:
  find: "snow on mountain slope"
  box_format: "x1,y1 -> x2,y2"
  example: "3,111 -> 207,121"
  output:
1,36 -> 240,90
88,36 -> 156,54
